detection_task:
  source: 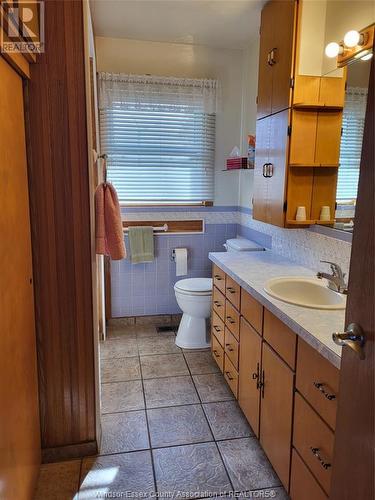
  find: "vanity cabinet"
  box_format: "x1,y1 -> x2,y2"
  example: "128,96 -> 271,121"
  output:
210,263 -> 340,498
253,0 -> 346,228
257,0 -> 297,119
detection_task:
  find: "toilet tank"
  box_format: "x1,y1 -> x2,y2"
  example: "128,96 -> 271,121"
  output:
224,237 -> 265,252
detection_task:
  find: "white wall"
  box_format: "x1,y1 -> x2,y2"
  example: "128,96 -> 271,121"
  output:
95,36 -> 247,206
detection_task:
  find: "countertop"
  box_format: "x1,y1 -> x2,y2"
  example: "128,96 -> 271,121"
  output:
209,250 -> 345,368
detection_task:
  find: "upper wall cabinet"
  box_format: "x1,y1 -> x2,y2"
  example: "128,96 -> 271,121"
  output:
257,0 -> 297,119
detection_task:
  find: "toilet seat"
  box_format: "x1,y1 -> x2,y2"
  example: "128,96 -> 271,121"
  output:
174,278 -> 213,296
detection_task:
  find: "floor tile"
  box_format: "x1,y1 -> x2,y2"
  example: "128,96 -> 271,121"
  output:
193,374 -> 234,403
137,336 -> 181,356
106,327 -> 137,340
34,460 -> 81,500
101,380 -> 144,414
101,357 -> 141,383
100,338 -> 138,360
137,326 -> 175,339
147,404 -> 213,448
79,451 -> 155,499
140,353 -> 189,379
153,442 -> 232,498
184,351 -> 220,375
217,438 -> 281,492
143,376 -> 199,408
100,411 -> 149,454
203,401 -> 253,440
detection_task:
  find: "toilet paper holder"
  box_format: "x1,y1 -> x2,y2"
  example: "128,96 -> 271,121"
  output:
171,248 -> 187,261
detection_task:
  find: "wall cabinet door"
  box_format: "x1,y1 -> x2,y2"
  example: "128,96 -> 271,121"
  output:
238,318 -> 262,437
253,110 -> 289,227
257,0 -> 296,119
260,342 -> 294,491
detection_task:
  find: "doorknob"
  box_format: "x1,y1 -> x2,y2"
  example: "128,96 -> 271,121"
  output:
332,323 -> 365,360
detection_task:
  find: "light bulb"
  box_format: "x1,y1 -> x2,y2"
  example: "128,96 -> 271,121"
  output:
361,52 -> 373,61
325,42 -> 340,58
344,30 -> 361,48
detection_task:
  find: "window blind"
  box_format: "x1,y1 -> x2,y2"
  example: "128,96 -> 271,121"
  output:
337,86 -> 368,201
99,75 -> 217,204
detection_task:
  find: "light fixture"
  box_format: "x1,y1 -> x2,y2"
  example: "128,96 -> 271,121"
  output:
325,42 -> 343,58
344,30 -> 364,48
361,52 -> 373,61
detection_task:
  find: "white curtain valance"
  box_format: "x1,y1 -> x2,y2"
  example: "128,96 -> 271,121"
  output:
98,72 -> 220,114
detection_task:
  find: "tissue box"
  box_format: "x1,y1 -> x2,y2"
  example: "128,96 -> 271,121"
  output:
226,157 -> 248,170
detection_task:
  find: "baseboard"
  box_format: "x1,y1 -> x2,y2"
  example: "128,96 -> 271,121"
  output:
41,440 -> 98,463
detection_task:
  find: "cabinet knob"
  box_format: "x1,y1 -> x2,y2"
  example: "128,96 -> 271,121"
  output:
225,371 -> 234,381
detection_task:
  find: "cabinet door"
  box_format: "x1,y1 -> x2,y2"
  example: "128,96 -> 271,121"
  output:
260,342 -> 294,491
253,115 -> 270,223
257,1 -> 274,119
271,0 -> 296,115
238,318 -> 262,437
267,110 -> 289,227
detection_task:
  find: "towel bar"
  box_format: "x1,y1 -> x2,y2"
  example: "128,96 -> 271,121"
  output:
123,223 -> 169,232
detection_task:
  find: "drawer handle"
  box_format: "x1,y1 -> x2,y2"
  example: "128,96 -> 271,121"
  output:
225,371 -> 234,381
226,287 -> 236,294
310,447 -> 332,470
214,275 -> 223,281
226,316 -> 236,324
213,350 -> 220,358
214,301 -> 222,307
313,382 -> 336,401
225,343 -> 234,352
213,325 -> 221,332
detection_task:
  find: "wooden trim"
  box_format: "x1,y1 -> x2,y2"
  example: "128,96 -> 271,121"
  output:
41,441 -> 98,464
122,219 -> 204,233
104,256 -> 112,321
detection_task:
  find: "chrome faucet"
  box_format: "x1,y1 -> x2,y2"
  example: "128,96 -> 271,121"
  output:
317,260 -> 348,294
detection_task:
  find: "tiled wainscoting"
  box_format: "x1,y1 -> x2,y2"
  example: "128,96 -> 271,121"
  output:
111,206 -> 352,318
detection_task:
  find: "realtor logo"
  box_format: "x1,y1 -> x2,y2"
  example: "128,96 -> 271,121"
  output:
1,1 -> 45,54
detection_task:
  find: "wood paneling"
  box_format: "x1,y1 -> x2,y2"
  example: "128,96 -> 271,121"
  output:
263,310 -> 297,369
0,54 -> 40,500
24,0 -> 97,456
123,219 -> 204,233
240,289 -> 263,334
260,342 -> 294,490
290,449 -> 328,500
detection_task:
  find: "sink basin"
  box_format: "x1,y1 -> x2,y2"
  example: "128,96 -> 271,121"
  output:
264,277 -> 346,310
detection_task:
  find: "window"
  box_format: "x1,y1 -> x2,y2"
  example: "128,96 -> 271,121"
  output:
99,74 -> 218,204
336,86 -> 368,201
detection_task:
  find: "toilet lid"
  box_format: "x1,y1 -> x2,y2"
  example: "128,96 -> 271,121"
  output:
174,278 -> 213,293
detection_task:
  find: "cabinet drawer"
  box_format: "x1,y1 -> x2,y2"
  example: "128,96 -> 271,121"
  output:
263,309 -> 297,369
225,276 -> 240,310
211,335 -> 224,373
290,449 -> 327,500
293,392 -> 335,495
213,286 -> 225,321
211,311 -> 225,347
296,339 -> 339,430
225,300 -> 240,340
213,264 -> 226,294
224,327 -> 239,370
224,354 -> 238,398
240,288 -> 263,334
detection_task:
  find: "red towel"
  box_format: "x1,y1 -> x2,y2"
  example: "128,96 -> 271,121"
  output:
95,183 -> 126,260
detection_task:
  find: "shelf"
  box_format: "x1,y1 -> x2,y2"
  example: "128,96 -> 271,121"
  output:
289,163 -> 339,168
286,219 -> 335,226
293,103 -> 343,111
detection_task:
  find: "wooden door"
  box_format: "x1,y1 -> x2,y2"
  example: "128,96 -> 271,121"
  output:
267,110 -> 289,227
0,55 -> 40,499
271,0 -> 296,115
330,61 -> 374,500
257,1 -> 274,119
253,115 -> 270,223
260,342 -> 294,491
238,318 -> 262,436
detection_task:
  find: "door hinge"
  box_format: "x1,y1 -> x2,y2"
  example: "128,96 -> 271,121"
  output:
283,201 -> 287,212
287,125 -> 292,136
290,77 -> 295,89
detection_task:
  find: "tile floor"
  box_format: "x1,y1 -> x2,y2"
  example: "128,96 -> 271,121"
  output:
34,319 -> 289,499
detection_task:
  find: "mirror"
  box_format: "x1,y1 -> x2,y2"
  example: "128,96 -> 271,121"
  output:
297,0 -> 374,232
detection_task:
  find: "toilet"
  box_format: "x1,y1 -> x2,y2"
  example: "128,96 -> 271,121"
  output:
174,237 -> 265,349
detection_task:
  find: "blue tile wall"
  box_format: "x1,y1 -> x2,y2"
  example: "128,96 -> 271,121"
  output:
110,223 -> 238,317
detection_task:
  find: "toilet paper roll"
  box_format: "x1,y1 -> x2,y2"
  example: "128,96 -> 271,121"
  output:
174,248 -> 188,276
